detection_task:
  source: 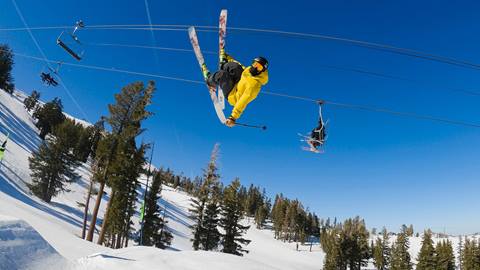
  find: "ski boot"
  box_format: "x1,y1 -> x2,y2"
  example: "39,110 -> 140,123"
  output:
201,63 -> 211,80
220,48 -> 228,67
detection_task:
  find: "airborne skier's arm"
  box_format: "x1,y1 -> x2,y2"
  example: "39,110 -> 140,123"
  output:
230,80 -> 262,120
226,58 -> 269,127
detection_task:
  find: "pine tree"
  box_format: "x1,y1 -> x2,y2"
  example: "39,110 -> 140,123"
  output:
406,225 -> 414,237
312,214 -> 320,237
458,236 -> 464,270
321,225 -> 346,270
254,201 -> 269,229
33,97 -> 65,139
102,140 -> 147,248
74,125 -> 94,163
58,118 -> 88,163
435,240 -> 455,270
340,216 -> 370,270
461,238 -> 480,270
237,185 -> 247,212
282,199 -> 303,242
416,229 -> 437,270
391,228 -> 413,270
373,227 -> 391,270
87,81 -> 155,243
201,182 -> 221,251
24,90 -> 40,112
28,120 -> 81,202
190,144 -> 221,251
140,170 -> 172,248
0,44 -> 14,94
245,184 -> 263,217
271,194 -> 287,239
88,118 -> 105,160
220,178 -> 251,256
296,208 -> 308,244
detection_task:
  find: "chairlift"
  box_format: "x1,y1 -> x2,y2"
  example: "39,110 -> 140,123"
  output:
299,101 -> 328,153
40,72 -> 58,87
57,20 -> 85,61
40,62 -> 62,87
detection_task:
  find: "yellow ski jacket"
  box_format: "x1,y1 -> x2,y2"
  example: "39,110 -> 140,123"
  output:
228,67 -> 269,120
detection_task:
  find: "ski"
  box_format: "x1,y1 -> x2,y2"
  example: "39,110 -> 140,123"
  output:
217,9 -> 228,109
188,26 -> 227,124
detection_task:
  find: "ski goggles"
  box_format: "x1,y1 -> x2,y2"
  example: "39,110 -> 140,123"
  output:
252,61 -> 265,71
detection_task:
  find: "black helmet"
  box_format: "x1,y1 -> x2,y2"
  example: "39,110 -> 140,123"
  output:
253,56 -> 268,70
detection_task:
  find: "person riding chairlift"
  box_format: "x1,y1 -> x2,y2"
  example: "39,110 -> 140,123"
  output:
307,102 -> 327,151
40,72 -> 58,86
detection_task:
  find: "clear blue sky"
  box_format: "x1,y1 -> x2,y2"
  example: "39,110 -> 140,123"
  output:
2,0 -> 480,234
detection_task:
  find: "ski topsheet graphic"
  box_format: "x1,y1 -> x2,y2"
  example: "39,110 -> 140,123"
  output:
217,9 -> 228,110
188,26 -> 227,124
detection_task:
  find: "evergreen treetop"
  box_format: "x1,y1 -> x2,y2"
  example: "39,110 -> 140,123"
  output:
0,44 -> 15,94
416,229 -> 436,270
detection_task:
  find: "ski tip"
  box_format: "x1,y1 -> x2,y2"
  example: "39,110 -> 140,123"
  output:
188,26 -> 195,33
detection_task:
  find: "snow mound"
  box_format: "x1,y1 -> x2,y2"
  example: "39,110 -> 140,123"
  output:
0,215 -> 68,270
75,246 -> 276,270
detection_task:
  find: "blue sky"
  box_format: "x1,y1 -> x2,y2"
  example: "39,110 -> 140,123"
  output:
1,0 -> 480,234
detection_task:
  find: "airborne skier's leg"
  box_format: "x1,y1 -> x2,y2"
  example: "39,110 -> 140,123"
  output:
189,26 -> 227,123
207,62 -> 244,97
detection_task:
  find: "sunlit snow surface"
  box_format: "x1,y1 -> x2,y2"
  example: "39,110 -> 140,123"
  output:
0,215 -> 67,270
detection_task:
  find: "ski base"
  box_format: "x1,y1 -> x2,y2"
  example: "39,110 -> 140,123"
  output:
188,26 -> 226,124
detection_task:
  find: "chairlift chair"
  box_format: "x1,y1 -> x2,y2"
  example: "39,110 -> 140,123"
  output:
299,101 -> 328,153
40,62 -> 62,86
57,20 -> 85,61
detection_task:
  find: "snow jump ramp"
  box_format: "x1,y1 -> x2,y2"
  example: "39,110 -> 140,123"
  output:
0,215 -> 67,270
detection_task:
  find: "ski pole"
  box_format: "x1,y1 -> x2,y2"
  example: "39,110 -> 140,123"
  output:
235,122 -> 267,130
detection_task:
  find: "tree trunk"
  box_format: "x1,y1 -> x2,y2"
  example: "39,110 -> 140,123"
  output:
115,233 -> 122,249
121,232 -> 126,248
81,178 -> 94,239
43,175 -> 53,203
158,209 -> 166,247
110,234 -> 116,248
97,190 -> 115,245
123,215 -> 130,248
86,180 -> 105,242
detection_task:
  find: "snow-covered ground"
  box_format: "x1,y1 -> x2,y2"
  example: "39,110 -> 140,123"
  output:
159,185 -> 325,269
0,89 -> 325,269
0,89 -> 472,269
0,214 -> 68,270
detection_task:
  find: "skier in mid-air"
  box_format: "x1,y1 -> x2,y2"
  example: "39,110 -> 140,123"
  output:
202,50 -> 269,127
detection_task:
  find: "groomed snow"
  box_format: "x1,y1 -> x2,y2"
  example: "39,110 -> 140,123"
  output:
75,247 -> 276,270
0,215 -> 68,270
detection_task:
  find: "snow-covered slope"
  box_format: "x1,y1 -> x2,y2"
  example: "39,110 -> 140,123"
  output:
0,89 -> 325,269
159,185 -> 325,269
0,89 -> 469,270
0,215 -> 68,270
